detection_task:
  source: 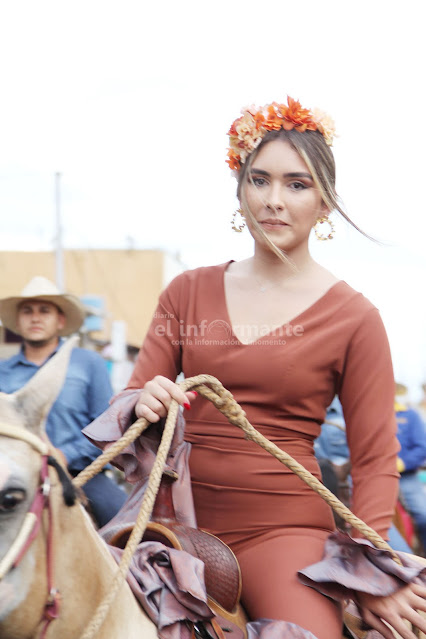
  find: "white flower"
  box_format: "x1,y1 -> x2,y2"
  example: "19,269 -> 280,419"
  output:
235,112 -> 263,156
311,108 -> 336,146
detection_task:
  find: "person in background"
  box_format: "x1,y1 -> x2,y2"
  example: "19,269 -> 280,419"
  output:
315,396 -> 413,554
395,383 -> 426,554
417,383 -> 426,421
0,276 -> 127,527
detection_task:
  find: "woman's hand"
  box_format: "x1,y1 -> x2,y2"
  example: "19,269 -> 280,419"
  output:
135,375 -> 197,423
355,581 -> 426,638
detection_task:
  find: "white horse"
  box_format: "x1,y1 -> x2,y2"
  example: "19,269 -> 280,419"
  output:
0,338 -> 158,639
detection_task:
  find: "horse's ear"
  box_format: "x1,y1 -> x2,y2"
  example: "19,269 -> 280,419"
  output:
12,335 -> 79,436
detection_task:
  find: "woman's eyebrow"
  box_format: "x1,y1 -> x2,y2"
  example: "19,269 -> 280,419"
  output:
250,169 -> 312,179
283,172 -> 312,179
250,168 -> 269,176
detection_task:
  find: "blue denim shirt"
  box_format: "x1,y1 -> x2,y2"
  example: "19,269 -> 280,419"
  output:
396,407 -> 426,473
315,397 -> 426,475
314,397 -> 349,465
0,340 -> 113,471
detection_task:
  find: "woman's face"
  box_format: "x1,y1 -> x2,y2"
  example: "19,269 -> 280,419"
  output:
241,139 -> 328,255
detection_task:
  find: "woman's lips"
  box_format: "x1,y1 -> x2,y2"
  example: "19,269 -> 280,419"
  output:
260,220 -> 288,230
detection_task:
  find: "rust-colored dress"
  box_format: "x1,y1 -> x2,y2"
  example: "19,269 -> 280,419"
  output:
127,261 -> 399,639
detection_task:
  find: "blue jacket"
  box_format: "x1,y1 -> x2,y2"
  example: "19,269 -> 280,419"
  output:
396,407 -> 426,473
315,398 -> 426,475
314,397 -> 349,464
0,340 -> 113,471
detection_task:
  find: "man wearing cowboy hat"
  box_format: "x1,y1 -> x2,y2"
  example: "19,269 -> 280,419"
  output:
0,276 -> 127,527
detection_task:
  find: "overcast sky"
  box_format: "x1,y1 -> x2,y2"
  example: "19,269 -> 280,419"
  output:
1,0 -> 425,395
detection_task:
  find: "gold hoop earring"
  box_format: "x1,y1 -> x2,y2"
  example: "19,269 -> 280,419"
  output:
231,208 -> 246,233
314,216 -> 335,241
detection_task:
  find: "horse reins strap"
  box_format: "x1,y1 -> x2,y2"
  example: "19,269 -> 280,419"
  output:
0,422 -> 49,454
0,513 -> 37,578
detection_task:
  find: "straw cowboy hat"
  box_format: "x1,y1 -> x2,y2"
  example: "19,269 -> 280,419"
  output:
395,382 -> 408,397
0,276 -> 85,337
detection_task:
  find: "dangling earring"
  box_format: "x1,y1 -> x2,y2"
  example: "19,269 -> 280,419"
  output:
314,216 -> 335,241
231,208 -> 246,233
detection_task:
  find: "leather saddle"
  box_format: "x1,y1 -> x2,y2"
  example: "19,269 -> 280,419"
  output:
109,470 -> 248,639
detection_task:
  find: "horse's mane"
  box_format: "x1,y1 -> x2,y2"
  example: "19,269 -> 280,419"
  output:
48,456 -> 78,506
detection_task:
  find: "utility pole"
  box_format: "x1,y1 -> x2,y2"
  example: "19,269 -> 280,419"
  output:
55,171 -> 65,292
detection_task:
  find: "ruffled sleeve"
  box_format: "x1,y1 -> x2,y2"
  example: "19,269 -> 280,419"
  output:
298,531 -> 426,601
82,389 -> 197,528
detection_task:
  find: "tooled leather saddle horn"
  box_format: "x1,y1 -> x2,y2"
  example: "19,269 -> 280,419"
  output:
110,469 -> 248,639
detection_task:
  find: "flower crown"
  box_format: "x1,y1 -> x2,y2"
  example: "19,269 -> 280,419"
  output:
226,96 -> 336,172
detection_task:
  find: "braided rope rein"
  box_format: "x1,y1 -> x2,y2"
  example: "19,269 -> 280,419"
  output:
74,397 -> 180,639
73,374 -> 400,639
183,377 -> 399,559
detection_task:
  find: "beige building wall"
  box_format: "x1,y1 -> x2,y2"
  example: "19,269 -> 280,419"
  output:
0,249 -> 185,347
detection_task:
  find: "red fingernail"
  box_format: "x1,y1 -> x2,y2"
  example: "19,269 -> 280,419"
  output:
192,391 -> 198,396
184,402 -> 191,410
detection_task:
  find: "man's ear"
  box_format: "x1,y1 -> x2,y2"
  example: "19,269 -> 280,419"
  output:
58,312 -> 66,332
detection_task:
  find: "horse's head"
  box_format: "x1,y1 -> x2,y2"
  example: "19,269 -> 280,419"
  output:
0,336 -> 78,623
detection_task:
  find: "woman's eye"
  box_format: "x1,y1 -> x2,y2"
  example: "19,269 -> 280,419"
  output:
251,176 -> 267,187
0,489 -> 26,512
290,181 -> 307,191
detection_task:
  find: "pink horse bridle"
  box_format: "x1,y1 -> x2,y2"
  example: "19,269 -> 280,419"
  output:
0,424 -> 61,638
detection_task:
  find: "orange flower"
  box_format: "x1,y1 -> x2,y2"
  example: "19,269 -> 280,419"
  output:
254,111 -> 265,128
226,150 -> 241,171
284,97 -> 317,132
226,96 -> 335,172
263,105 -> 284,131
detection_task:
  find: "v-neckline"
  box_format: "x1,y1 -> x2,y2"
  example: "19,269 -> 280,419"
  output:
221,260 -> 343,346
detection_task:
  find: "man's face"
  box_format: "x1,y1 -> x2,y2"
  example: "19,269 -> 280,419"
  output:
16,300 -> 65,344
